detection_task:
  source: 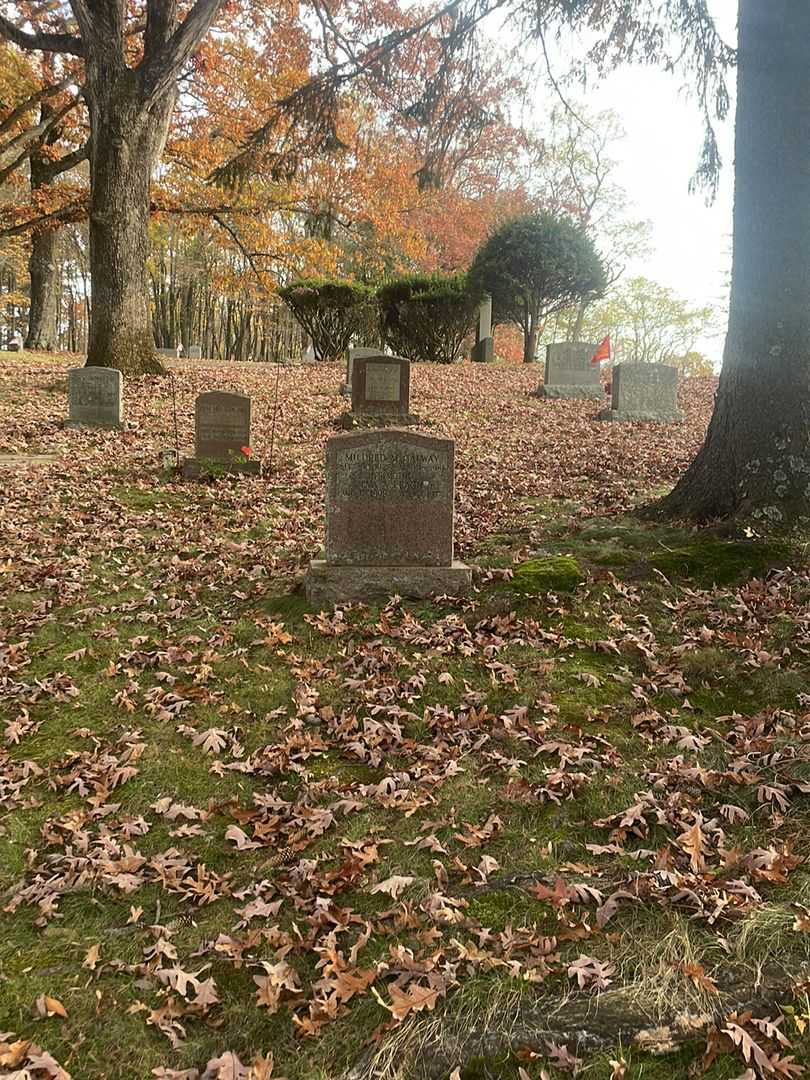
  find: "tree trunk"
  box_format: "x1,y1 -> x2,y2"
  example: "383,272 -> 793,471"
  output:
658,0 -> 810,525
84,72 -> 174,374
25,227 -> 59,349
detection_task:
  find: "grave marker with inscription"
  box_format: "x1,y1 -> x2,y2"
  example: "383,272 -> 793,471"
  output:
598,363 -> 684,422
182,390 -> 261,476
345,355 -> 417,426
536,342 -> 604,400
67,367 -> 123,429
305,429 -> 471,605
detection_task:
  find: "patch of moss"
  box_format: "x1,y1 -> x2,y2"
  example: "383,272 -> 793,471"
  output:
466,890 -> 545,932
650,538 -> 790,586
508,556 -> 583,594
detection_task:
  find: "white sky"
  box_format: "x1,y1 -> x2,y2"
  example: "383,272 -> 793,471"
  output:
535,1 -> 737,365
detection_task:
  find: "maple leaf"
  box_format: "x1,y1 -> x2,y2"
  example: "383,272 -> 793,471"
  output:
375,981 -> 442,1021
567,955 -> 614,991
677,821 -> 709,872
193,728 -> 229,755
370,875 -> 414,899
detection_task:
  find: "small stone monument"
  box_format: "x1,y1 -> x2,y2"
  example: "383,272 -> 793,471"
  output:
305,429 -> 471,605
186,345 -> 203,360
345,355 -> 416,427
341,345 -> 383,397
536,342 -> 604,400
182,390 -> 261,477
471,295 -> 494,363
67,367 -> 123,429
598,363 -> 684,422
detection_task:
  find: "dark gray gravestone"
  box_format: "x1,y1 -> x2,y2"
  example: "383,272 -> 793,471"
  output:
183,391 -> 260,476
599,363 -> 684,422
351,356 -> 410,417
471,295 -> 493,363
305,429 -> 471,604
537,342 -> 604,400
67,367 -> 123,429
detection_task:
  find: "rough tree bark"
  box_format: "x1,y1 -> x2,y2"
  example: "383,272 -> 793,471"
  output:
25,98 -> 83,350
659,0 -> 810,525
25,227 -> 59,350
1,0 -> 225,374
84,71 -> 174,373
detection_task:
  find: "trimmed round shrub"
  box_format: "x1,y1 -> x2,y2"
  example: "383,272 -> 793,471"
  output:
378,272 -> 478,364
278,278 -> 374,362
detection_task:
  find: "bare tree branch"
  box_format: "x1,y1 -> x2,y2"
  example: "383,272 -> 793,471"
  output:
0,77 -> 72,139
0,13 -> 84,55
138,0 -> 224,101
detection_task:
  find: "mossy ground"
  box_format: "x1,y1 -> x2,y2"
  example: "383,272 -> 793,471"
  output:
3,368 -> 810,1078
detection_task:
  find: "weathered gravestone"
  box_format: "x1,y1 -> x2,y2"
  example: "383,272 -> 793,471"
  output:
186,345 -> 203,360
346,355 -> 416,426
182,391 -> 261,477
536,342 -> 604,400
67,367 -> 123,429
471,295 -> 494,363
341,346 -> 383,397
598,363 -> 684,422
305,429 -> 472,605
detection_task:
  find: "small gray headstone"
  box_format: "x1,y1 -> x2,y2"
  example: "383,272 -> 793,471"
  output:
599,363 -> 684,422
195,391 -> 251,460
67,367 -> 123,429
182,390 -> 261,476
186,345 -> 203,360
537,342 -> 604,400
305,429 -> 470,603
342,346 -> 381,397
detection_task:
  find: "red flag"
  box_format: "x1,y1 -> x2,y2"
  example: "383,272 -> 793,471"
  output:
591,335 -> 611,365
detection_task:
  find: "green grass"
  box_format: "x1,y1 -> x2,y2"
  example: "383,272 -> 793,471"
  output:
3,487 -> 810,1080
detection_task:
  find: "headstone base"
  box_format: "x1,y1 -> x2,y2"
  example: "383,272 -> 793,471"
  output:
597,408 -> 685,423
305,559 -> 472,606
471,337 -> 494,363
339,411 -> 421,429
181,457 -> 262,478
535,384 -> 605,401
65,419 -> 123,431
